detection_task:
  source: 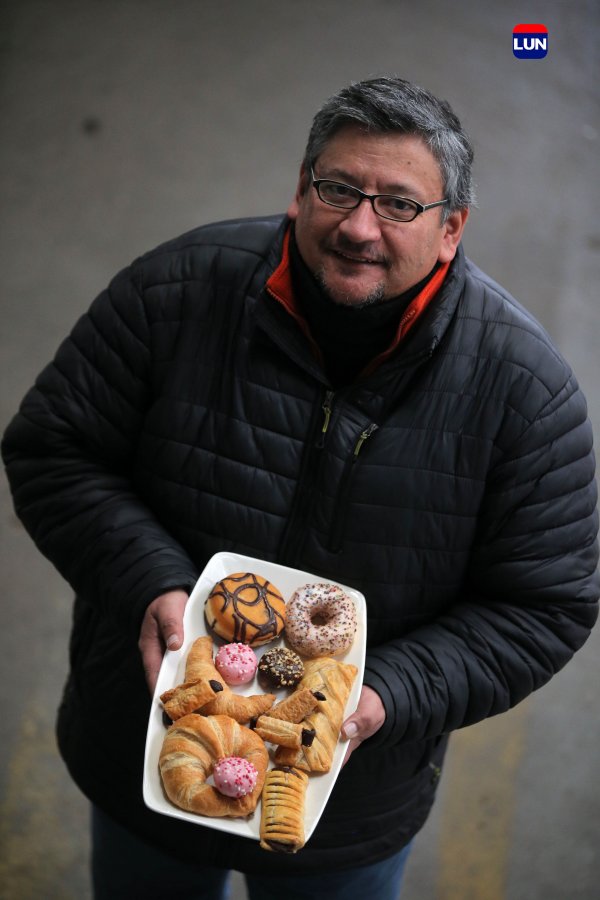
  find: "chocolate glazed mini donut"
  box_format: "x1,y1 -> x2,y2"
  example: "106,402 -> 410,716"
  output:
205,572 -> 286,647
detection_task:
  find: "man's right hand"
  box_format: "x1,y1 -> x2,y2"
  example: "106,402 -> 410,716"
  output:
138,589 -> 188,694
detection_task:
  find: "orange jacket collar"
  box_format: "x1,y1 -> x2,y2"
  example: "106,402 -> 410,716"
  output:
266,227 -> 450,377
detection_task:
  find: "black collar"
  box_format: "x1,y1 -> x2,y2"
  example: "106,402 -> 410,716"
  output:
289,230 -> 439,386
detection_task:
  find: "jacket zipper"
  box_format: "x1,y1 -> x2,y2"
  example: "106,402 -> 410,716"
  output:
328,422 -> 379,553
277,388 -> 335,567
279,388 -> 379,560
316,390 -> 335,449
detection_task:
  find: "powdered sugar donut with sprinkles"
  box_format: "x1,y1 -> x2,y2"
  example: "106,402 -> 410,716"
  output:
285,583 -> 357,658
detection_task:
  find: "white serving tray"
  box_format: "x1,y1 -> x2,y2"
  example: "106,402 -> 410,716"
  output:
143,551 -> 366,843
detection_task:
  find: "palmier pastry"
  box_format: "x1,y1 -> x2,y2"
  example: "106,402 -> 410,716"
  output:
159,713 -> 268,818
204,572 -> 286,647
259,766 -> 309,853
184,636 -> 275,724
274,657 -> 357,773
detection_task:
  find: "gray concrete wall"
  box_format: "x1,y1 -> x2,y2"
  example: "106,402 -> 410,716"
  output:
1,1 -> 598,897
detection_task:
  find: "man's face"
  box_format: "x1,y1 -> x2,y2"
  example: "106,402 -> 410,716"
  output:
287,125 -> 468,306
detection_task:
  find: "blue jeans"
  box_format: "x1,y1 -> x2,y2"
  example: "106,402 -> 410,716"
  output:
91,806 -> 412,900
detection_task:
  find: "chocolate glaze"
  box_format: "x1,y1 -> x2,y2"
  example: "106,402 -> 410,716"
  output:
209,573 -> 285,644
257,647 -> 304,689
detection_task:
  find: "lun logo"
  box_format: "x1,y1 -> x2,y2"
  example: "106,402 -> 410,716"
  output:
513,23 -> 548,59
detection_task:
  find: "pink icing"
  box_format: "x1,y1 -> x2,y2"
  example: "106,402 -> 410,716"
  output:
214,642 -> 258,685
213,756 -> 258,798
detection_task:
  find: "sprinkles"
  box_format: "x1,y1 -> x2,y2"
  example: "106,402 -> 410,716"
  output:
214,642 -> 258,685
213,756 -> 259,799
285,583 -> 357,658
258,647 -> 304,689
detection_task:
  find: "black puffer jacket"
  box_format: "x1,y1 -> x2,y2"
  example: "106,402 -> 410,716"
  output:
3,215 -> 598,874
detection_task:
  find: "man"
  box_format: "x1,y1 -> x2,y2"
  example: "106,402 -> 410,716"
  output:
3,76 -> 598,899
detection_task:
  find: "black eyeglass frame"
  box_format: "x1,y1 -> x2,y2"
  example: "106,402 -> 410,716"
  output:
310,166 -> 448,223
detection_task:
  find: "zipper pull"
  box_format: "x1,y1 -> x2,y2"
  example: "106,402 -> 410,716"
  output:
322,391 -> 334,435
353,423 -> 378,457
316,390 -> 334,448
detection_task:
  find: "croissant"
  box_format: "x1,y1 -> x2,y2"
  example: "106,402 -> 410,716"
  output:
274,657 -> 357,773
259,766 -> 309,853
159,713 -> 269,818
184,636 -> 275,723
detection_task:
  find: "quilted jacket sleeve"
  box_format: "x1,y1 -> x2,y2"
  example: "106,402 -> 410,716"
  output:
1,264 -> 199,637
363,369 -> 599,748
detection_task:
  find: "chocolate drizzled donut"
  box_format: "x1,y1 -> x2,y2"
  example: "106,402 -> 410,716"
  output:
205,572 -> 286,647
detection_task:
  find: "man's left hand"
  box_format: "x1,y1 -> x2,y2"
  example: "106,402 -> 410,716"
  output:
341,685 -> 386,765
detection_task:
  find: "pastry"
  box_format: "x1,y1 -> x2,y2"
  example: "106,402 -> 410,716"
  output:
159,713 -> 268,818
204,572 -> 286,647
274,657 -> 357,773
185,636 -> 275,724
253,715 -> 316,750
259,766 -> 309,853
266,689 -> 323,724
160,676 -> 223,721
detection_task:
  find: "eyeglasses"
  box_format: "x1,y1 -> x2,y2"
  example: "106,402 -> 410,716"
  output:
310,167 -> 448,223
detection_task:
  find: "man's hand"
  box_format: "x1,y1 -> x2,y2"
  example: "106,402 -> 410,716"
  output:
341,685 -> 386,765
138,590 -> 189,694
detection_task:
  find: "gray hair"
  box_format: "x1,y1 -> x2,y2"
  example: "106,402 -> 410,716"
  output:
303,76 -> 476,216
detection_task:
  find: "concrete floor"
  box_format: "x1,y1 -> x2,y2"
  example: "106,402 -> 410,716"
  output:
1,1 -> 599,897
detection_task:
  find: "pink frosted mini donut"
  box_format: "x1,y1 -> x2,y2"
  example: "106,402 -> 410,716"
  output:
285,583 -> 357,658
213,756 -> 258,798
214,643 -> 258,685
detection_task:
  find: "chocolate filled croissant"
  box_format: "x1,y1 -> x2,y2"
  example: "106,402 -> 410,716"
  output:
159,713 -> 268,818
274,657 -> 357,773
185,636 -> 275,723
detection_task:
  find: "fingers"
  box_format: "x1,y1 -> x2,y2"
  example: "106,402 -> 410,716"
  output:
141,635 -> 166,698
138,590 -> 189,695
161,611 -> 184,653
341,685 -> 386,765
342,732 -> 363,766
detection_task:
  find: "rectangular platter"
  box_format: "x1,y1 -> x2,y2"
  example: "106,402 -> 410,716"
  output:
143,551 -> 366,844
